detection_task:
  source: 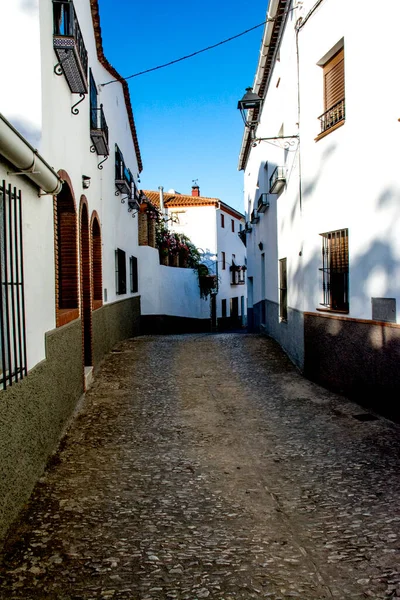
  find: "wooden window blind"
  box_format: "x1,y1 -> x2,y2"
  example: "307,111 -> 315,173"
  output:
324,48 -> 345,111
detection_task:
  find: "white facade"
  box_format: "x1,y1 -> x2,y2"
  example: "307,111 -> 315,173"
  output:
146,188 -> 247,327
240,0 -> 400,399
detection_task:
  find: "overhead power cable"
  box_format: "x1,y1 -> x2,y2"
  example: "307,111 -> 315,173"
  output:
101,20 -> 268,86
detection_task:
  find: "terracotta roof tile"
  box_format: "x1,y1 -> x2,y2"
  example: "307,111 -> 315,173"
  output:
143,190 -> 219,208
89,0 -> 143,173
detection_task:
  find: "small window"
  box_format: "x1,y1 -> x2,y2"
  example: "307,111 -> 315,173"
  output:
221,213 -> 225,228
115,248 -> 126,295
221,251 -> 226,270
231,219 -> 235,233
279,258 -> 287,322
130,256 -> 138,293
320,229 -> 349,311
221,299 -> 227,318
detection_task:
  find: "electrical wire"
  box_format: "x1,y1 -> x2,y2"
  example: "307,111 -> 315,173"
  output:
101,20 -> 268,86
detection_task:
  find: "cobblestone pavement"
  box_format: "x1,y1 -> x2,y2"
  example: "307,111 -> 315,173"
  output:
0,333 -> 399,600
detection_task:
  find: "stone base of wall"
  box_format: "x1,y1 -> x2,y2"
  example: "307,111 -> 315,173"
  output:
92,296 -> 141,368
304,312 -> 400,419
0,296 -> 141,546
217,317 -> 243,331
141,315 -> 211,335
0,318 -> 83,544
250,300 -> 304,370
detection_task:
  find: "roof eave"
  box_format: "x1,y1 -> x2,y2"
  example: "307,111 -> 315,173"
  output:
238,0 -> 289,171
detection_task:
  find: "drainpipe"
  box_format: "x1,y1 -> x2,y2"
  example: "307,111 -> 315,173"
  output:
0,113 -> 62,195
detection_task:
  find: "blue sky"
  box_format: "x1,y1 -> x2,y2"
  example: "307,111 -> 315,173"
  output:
98,0 -> 269,213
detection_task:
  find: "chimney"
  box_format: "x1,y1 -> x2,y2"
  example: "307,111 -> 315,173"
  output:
191,185 -> 200,197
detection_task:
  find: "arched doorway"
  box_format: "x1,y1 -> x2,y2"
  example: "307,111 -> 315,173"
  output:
54,174 -> 79,327
79,198 -> 92,368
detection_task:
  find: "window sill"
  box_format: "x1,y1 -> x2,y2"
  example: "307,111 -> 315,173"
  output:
316,307 -> 349,315
314,119 -> 345,142
57,308 -> 79,327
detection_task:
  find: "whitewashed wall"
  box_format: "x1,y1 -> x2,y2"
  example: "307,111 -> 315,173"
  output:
298,0 -> 400,321
0,0 -> 42,147
216,209 -> 246,319
168,205 -> 217,256
138,246 -> 209,319
0,0 -> 142,371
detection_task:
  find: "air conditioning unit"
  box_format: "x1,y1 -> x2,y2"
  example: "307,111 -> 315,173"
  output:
251,209 -> 260,224
257,193 -> 270,213
245,221 -> 252,233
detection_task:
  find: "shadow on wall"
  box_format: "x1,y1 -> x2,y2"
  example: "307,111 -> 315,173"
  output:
296,184 -> 400,419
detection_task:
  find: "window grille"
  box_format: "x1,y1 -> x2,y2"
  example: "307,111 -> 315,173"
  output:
319,47 -> 345,133
0,181 -> 27,390
279,258 -> 287,321
320,229 -> 349,311
115,248 -> 126,295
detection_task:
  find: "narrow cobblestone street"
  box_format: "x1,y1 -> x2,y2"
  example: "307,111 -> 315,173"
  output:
0,333 -> 399,600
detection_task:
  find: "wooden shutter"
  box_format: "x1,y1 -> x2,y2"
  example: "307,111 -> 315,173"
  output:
324,48 -> 344,110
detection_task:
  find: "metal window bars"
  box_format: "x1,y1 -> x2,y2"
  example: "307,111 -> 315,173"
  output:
0,181 -> 27,390
320,229 -> 349,311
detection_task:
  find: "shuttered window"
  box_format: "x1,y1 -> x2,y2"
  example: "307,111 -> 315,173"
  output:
324,48 -> 344,110
318,47 -> 345,134
320,229 -> 349,312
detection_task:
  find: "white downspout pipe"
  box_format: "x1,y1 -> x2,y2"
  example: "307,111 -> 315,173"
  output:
0,114 -> 63,195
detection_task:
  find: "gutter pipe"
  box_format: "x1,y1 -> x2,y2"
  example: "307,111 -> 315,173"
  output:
0,113 -> 63,195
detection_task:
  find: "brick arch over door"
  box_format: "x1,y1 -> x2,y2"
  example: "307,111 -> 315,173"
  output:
79,196 -> 93,367
90,211 -> 103,310
54,171 -> 79,327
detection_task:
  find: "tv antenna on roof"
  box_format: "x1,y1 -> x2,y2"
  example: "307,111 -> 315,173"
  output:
192,179 -> 199,186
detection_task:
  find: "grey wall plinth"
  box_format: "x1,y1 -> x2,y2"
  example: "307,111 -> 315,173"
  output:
252,299 -> 304,370
304,313 -> 400,416
92,296 -> 141,367
0,318 -> 83,544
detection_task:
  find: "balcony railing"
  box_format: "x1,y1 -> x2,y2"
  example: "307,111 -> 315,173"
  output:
53,0 -> 88,94
90,105 -> 109,156
318,98 -> 345,134
269,166 -> 286,194
257,193 -> 270,213
229,264 -> 246,286
115,145 -> 133,196
251,209 -> 260,224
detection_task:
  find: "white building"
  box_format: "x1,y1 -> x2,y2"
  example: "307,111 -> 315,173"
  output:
144,186 -> 247,329
239,0 -> 400,411
0,0 -> 145,543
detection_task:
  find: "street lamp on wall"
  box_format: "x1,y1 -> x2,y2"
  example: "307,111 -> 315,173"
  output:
237,87 -> 262,128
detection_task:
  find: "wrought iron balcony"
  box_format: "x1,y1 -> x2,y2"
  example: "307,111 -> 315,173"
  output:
318,99 -> 345,134
269,166 -> 286,194
53,0 -> 88,94
257,192 -> 270,213
238,229 -> 247,247
115,145 -> 133,196
251,209 -> 260,224
90,105 -> 109,156
230,264 -> 246,286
